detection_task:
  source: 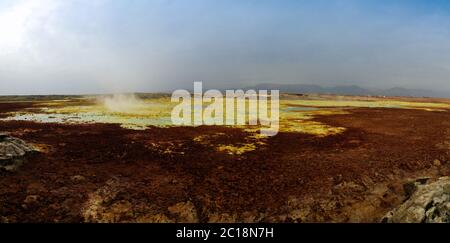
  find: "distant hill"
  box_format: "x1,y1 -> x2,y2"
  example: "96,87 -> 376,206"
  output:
245,83 -> 449,98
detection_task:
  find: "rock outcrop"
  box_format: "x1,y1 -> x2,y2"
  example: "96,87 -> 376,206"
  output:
0,133 -> 36,172
382,177 -> 450,223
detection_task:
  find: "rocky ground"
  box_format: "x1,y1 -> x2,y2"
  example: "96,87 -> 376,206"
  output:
1,101 -> 450,223
383,177 -> 450,223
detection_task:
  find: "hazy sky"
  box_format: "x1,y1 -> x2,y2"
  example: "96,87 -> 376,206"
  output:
1,0 -> 450,95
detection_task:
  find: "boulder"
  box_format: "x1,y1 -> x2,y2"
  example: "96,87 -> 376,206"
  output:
382,177 -> 450,223
0,133 -> 36,172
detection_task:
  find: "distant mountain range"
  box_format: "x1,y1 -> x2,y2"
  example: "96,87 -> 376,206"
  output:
244,83 -> 449,98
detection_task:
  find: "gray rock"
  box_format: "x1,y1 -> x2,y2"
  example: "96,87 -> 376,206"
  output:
402,177 -> 430,199
382,177 -> 450,223
0,133 -> 36,172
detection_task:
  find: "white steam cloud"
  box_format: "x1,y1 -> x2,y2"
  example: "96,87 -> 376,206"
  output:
100,94 -> 146,114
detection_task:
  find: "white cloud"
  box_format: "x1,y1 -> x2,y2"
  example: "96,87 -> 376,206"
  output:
0,0 -> 60,55
1,1 -> 450,95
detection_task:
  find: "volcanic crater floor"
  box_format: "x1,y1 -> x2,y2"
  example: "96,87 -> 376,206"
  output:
2,98 -> 450,223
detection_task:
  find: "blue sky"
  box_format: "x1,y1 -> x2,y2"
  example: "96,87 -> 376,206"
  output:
1,0 -> 450,95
